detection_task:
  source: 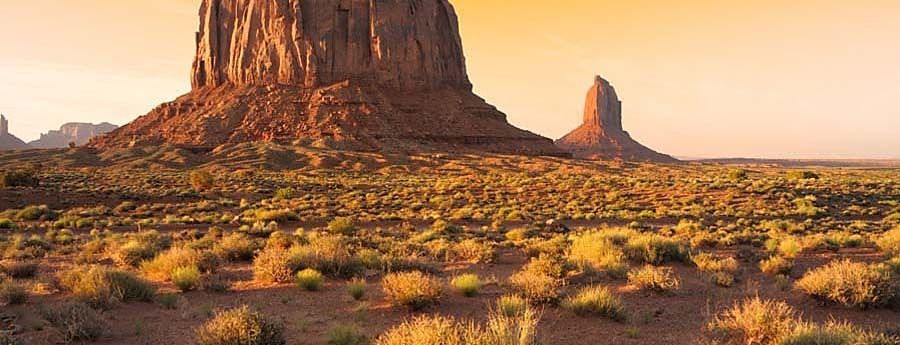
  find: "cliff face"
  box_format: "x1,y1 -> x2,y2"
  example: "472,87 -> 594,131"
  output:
29,122 -> 118,149
92,0 -> 563,156
556,76 -> 677,163
192,0 -> 470,90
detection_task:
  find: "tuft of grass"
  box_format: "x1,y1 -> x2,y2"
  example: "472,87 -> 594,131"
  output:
327,325 -> 368,345
624,234 -> 690,265
40,302 -> 107,343
141,247 -> 219,281
779,321 -> 898,345
195,306 -> 285,345
794,259 -> 897,308
760,255 -> 794,276
382,271 -> 442,311
59,265 -> 156,309
215,232 -> 257,262
327,217 -> 357,235
296,268 -> 324,291
157,293 -> 180,310
171,266 -> 201,292
562,285 -> 627,322
568,231 -> 629,278
627,265 -> 680,293
877,226 -> 900,257
692,253 -> 739,287
508,256 -> 564,303
496,295 -> 529,317
374,307 -> 541,345
451,239 -> 495,264
347,278 -> 366,301
451,274 -> 483,297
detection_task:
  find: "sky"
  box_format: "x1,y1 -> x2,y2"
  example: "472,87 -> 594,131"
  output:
1,0 -> 899,159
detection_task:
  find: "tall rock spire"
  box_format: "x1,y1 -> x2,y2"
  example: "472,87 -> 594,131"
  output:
0,114 -> 8,136
556,76 -> 677,162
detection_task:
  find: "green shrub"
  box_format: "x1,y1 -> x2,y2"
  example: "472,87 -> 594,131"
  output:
382,271 -> 442,310
327,217 -> 357,235
274,187 -> 296,200
496,295 -> 529,317
14,205 -> 56,221
0,219 -> 16,229
108,231 -> 171,267
158,293 -> 180,310
296,268 -> 324,291
40,302 -> 106,343
0,170 -> 39,188
760,255 -> 794,276
562,285 -> 627,322
624,234 -> 689,265
0,280 -> 27,305
795,260 -> 897,308
568,231 -> 629,278
59,266 -> 156,309
708,297 -> 797,345
195,306 -> 285,345
627,265 -> 680,293
288,234 -> 362,277
214,232 -> 257,262
141,247 -> 219,281
327,325 -> 368,345
451,274 -> 483,297
171,266 -> 201,292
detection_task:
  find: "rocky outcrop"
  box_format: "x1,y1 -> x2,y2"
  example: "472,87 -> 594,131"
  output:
92,0 -> 563,156
556,76 -> 677,163
0,115 -> 30,151
29,122 -> 118,149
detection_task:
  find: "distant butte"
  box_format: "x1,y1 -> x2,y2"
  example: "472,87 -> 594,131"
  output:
556,76 -> 677,163
90,0 -> 565,156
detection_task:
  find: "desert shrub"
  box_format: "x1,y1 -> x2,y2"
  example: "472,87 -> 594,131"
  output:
760,256 -> 794,276
708,297 -> 797,345
627,265 -> 680,293
195,306 -> 285,345
41,302 -> 106,343
496,295 -> 529,317
189,170 -> 214,191
374,308 -> 540,345
0,219 -> 15,229
288,234 -> 361,277
328,325 -> 368,345
0,334 -> 22,345
274,187 -> 296,200
787,171 -> 820,180
158,293 -> 180,310
562,285 -> 627,322
108,231 -> 171,267
141,247 -> 219,281
348,278 -> 366,300
451,274 -> 483,297
214,232 -> 257,262
0,260 -> 38,279
451,239 -> 495,263
254,246 -> 297,284
779,321 -> 897,345
171,265 -> 201,292
59,265 -> 156,309
693,253 -> 738,287
0,279 -> 27,305
0,170 -> 39,188
877,226 -> 900,257
509,270 -> 561,304
382,271 -> 442,310
254,209 -> 299,223
15,205 -> 56,221
624,234 -> 689,265
794,260 -> 897,308
776,237 -> 804,258
327,217 -> 357,235
296,268 -> 324,291
568,231 -> 629,278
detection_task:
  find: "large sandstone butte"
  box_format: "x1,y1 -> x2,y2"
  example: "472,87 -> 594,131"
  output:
91,0 -> 563,156
556,77 -> 677,162
30,122 -> 118,149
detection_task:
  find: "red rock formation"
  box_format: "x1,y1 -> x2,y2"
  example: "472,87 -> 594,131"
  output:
0,115 -> 30,151
91,0 -> 563,156
556,76 -> 677,162
29,122 -> 118,149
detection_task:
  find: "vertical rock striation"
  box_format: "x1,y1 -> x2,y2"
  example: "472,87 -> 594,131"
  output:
91,0 -> 563,156
556,76 -> 677,162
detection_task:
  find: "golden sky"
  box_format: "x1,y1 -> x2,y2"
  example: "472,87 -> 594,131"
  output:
2,0 -> 899,158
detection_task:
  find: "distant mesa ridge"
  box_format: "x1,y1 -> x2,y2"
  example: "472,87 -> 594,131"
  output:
29,122 -> 118,149
556,76 -> 677,163
90,0 -> 565,156
0,114 -> 29,151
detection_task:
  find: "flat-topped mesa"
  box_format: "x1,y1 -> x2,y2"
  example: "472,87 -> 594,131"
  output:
90,0 -> 564,156
556,76 -> 678,163
191,0 -> 471,90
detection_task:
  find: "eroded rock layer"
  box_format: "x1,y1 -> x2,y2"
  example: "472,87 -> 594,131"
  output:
556,76 -> 677,162
30,122 -> 118,149
92,0 -> 562,155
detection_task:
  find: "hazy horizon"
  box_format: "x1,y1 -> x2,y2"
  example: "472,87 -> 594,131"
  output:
2,0 -> 899,159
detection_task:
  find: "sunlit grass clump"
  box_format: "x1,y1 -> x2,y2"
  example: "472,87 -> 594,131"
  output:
794,259 -> 897,308
296,268 -> 324,291
382,271 -> 443,310
195,306 -> 285,345
451,274 -> 483,297
627,265 -> 680,293
374,307 -> 541,345
562,285 -> 627,322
